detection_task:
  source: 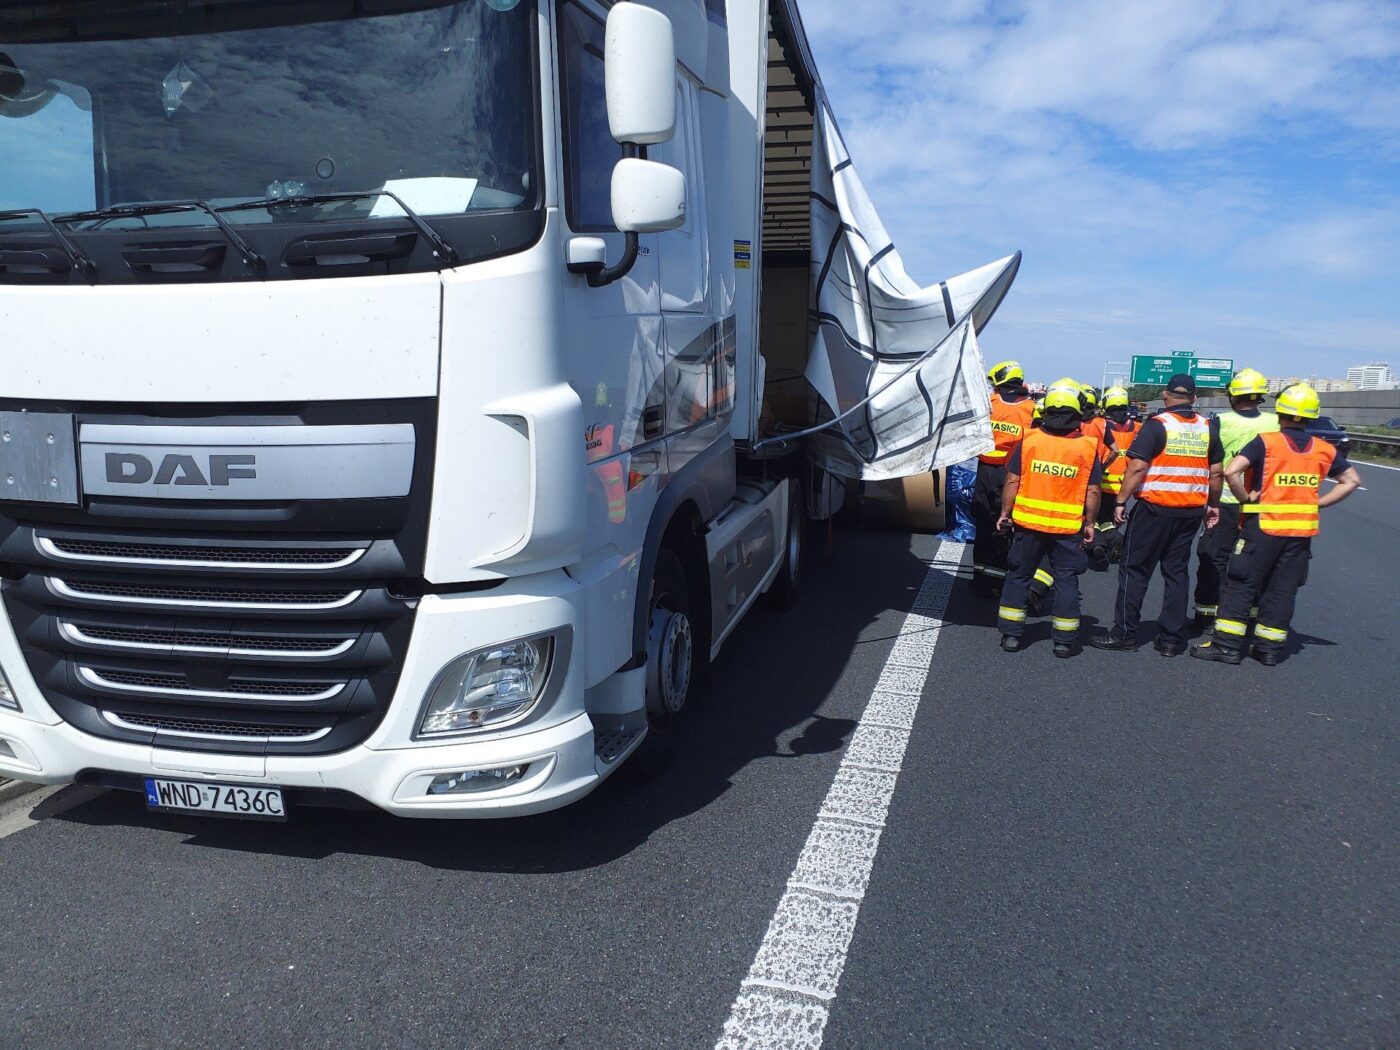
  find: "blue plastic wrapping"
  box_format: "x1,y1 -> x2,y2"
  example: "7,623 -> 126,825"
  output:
941,462 -> 977,542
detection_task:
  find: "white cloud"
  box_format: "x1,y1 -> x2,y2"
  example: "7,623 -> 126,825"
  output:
798,0 -> 1400,380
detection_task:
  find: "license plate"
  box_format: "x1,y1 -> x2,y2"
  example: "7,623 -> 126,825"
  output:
144,778 -> 286,821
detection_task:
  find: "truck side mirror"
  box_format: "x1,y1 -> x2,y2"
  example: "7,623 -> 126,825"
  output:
569,4 -> 685,287
611,158 -> 686,233
605,4 -> 676,145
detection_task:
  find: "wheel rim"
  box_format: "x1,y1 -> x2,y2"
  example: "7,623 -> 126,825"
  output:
647,604 -> 693,718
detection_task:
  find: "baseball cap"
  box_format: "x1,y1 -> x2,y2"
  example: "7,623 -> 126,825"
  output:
1166,373 -> 1196,396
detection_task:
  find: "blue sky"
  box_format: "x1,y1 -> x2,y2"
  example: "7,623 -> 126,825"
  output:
799,0 -> 1400,386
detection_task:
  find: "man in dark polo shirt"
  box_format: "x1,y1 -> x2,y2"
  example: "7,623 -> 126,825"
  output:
1090,375 -> 1224,656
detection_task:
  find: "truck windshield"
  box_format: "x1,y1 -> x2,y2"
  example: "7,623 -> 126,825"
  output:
0,0 -> 539,269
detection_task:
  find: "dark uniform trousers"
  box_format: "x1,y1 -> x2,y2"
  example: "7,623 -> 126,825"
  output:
1193,501 -> 1242,615
999,528 -> 1087,641
1112,501 -> 1201,645
1212,518 -> 1311,656
972,461 -> 1011,589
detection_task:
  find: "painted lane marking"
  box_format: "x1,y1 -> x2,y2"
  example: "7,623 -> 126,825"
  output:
715,537 -> 958,1050
0,785 -> 64,841
1352,458 -> 1400,473
0,784 -> 105,842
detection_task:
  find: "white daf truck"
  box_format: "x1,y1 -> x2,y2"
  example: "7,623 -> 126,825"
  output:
0,0 -> 1014,819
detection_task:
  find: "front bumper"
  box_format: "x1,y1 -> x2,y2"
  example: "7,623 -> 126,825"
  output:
0,568 -> 635,818
0,707 -> 601,818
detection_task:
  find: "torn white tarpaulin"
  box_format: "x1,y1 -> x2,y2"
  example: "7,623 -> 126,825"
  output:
803,103 -> 1021,482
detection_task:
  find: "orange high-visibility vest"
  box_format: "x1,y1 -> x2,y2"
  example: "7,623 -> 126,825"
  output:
1243,430 -> 1335,537
1011,429 -> 1101,534
585,424 -> 627,524
1080,415 -> 1109,450
979,395 -> 1037,466
1101,419 -> 1140,495
1140,411 -> 1211,508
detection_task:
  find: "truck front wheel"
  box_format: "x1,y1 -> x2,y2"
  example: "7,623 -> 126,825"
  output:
630,547 -> 697,777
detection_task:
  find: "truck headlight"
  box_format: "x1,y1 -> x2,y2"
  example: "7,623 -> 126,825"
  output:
0,665 -> 18,711
417,634 -> 556,737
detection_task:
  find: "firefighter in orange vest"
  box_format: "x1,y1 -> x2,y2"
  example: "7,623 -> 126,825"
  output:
1095,385 -> 1138,567
1025,377 -> 1093,612
971,360 -> 1037,597
1091,373 -> 1224,656
995,387 -> 1104,658
1191,384 -> 1360,666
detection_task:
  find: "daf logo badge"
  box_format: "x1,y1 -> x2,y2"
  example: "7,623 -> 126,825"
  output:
105,452 -> 257,487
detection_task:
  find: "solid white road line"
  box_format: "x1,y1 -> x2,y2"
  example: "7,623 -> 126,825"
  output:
715,537 -> 959,1050
1351,458 -> 1400,473
0,784 -> 65,840
0,784 -> 105,842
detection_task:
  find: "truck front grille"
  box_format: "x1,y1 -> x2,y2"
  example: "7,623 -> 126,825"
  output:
2,532 -> 416,756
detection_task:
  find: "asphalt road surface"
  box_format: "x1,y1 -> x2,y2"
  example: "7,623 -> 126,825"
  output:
1,465 -> 1396,1049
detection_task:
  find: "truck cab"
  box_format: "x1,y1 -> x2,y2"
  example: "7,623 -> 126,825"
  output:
0,0 -> 823,817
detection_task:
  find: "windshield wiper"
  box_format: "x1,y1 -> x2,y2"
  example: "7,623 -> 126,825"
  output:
219,190 -> 459,267
55,200 -> 265,273
0,207 -> 98,281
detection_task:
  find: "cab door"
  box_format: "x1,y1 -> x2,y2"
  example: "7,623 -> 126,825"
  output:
652,72 -> 725,476
556,0 -> 667,537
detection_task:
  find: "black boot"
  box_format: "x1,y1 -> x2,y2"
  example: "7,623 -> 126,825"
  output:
1189,641 -> 1242,664
1154,637 -> 1185,657
1000,634 -> 1022,653
1089,632 -> 1138,652
1250,647 -> 1280,667
1053,641 -> 1075,659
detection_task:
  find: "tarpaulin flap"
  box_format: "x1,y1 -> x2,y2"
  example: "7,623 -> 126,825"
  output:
803,103 -> 1020,482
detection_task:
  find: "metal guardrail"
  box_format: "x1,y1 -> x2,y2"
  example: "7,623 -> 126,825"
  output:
1350,432 -> 1400,449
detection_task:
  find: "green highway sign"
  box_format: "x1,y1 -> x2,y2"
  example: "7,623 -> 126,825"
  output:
1191,357 -> 1234,388
1130,356 -> 1179,384
1130,354 -> 1235,388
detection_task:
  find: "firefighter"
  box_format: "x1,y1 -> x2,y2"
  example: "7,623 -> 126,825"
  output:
1093,385 -> 1137,568
1026,378 -> 1092,612
1091,374 -> 1224,656
995,387 -> 1104,658
1191,368 -> 1278,628
1191,384 -> 1360,666
971,360 -> 1037,597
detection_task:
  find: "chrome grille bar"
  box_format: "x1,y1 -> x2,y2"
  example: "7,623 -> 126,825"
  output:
78,667 -> 345,703
38,536 -> 366,571
58,621 -> 357,660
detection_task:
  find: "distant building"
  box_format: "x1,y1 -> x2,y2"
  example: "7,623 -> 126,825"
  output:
1346,362 -> 1396,390
1266,376 -> 1359,394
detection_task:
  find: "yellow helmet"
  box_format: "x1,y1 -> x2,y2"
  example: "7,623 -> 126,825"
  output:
988,360 -> 1024,386
1275,383 -> 1321,420
1043,388 -> 1083,413
1079,383 -> 1099,409
1032,401 -> 1044,422
1047,377 -> 1081,396
1103,386 -> 1130,408
1228,368 -> 1269,398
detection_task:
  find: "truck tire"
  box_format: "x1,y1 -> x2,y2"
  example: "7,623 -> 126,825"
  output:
629,547 -> 698,778
768,484 -> 804,610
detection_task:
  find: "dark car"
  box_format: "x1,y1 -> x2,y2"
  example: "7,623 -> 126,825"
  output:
1385,417 -> 1400,429
1305,415 -> 1350,450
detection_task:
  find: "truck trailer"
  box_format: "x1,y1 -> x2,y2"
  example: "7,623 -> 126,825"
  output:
0,0 -> 1016,819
